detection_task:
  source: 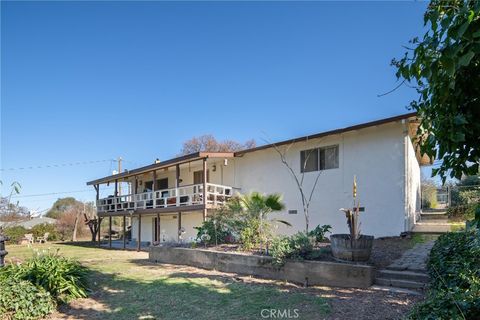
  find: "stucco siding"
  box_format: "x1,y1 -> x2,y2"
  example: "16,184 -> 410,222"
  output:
234,122 -> 407,237
130,121 -> 417,242
405,136 -> 421,231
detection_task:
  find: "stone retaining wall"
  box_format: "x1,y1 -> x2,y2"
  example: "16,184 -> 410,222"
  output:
149,246 -> 374,288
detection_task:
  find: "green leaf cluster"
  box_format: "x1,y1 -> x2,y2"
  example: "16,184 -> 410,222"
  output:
0,278 -> 56,320
3,226 -> 28,243
0,249 -> 89,303
270,224 -> 331,267
407,229 -> 480,319
393,0 -> 480,182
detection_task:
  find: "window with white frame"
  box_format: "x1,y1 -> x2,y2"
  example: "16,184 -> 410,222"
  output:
300,145 -> 339,172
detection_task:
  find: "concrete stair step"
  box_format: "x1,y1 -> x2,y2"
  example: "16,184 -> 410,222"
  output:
374,277 -> 427,290
420,213 -> 448,220
418,219 -> 449,224
412,223 -> 451,234
376,269 -> 429,283
422,209 -> 447,213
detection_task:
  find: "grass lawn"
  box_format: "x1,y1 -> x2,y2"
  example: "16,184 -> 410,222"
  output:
5,243 -> 330,320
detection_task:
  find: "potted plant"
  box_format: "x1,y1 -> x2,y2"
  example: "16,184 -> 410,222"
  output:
330,176 -> 374,261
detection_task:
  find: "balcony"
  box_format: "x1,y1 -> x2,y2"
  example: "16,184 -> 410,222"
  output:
96,183 -> 233,214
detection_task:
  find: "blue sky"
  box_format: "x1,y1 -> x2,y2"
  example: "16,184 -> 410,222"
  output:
1,1 -> 430,213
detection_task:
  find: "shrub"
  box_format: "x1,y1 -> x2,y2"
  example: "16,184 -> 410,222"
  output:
447,203 -> 480,223
0,249 -> 89,303
31,223 -> 58,241
239,219 -> 261,251
3,226 -> 28,244
194,218 -> 232,245
308,224 -> 332,244
55,212 -> 76,241
407,229 -> 480,319
0,278 -> 56,320
270,236 -> 294,267
270,232 -> 315,267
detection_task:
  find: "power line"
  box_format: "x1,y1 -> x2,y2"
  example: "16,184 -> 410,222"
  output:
10,187 -> 110,199
0,159 -> 116,172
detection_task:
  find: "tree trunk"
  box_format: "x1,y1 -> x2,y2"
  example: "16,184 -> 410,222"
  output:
72,213 -> 80,241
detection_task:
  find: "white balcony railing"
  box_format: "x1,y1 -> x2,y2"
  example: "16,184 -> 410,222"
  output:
96,183 -> 233,213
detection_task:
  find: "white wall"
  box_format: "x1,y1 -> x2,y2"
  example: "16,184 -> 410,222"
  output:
130,121 -> 420,240
131,211 -> 204,243
233,121 -> 409,238
405,135 -> 422,231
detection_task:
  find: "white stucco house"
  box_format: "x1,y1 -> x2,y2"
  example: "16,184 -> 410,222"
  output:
87,112 -> 427,249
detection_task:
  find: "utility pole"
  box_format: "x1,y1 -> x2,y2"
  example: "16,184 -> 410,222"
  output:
118,157 -> 122,196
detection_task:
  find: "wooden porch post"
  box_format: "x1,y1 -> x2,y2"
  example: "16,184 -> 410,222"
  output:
156,213 -> 160,243
114,180 -> 118,197
175,164 -> 180,187
202,158 -> 208,221
108,216 -> 112,249
178,212 -> 182,242
152,170 -> 157,209
95,184 -> 99,201
97,218 -> 101,247
137,214 -> 141,252
94,185 -> 100,246
123,215 -> 126,250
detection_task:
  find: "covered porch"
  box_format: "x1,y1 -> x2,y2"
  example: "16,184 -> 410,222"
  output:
87,152 -> 237,251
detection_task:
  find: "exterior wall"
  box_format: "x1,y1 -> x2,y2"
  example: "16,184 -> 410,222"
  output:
130,120 -> 421,241
125,158 -> 236,193
234,121 -> 408,238
131,211 -> 204,243
405,136 -> 422,231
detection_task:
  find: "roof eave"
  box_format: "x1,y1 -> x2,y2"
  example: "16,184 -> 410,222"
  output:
86,152 -> 234,186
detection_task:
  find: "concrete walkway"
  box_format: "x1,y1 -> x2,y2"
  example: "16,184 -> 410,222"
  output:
387,240 -> 435,272
375,240 -> 435,290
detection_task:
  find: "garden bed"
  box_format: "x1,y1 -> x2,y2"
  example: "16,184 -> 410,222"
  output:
149,245 -> 375,288
185,236 -> 418,268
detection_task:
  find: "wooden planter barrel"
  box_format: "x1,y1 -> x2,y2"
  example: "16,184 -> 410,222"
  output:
0,235 -> 9,267
330,234 -> 374,262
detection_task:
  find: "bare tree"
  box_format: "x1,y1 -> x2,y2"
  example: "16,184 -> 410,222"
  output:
269,140 -> 323,233
84,203 -> 102,242
0,182 -> 30,222
180,134 -> 256,155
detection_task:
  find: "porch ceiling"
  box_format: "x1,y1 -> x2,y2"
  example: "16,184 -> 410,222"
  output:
86,152 -> 234,186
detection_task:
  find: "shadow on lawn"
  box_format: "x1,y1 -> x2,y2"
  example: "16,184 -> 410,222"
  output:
58,267 -> 330,320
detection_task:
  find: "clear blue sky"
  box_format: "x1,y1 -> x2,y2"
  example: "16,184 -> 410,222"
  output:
1,1 -> 430,213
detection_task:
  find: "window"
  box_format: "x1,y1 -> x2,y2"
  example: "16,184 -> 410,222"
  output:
300,148 -> 319,172
193,170 -> 210,184
300,145 -> 339,172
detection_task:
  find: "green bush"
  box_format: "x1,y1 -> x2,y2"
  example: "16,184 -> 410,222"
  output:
407,229 -> 480,319
239,219 -> 261,251
270,236 -> 294,267
31,223 -> 58,241
308,224 -> 332,244
270,232 -> 316,267
194,219 -> 232,245
0,278 -> 56,320
3,226 -> 28,244
0,249 -> 89,303
447,203 -> 479,221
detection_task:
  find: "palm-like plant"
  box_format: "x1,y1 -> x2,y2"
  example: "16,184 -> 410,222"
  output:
229,192 -> 290,253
